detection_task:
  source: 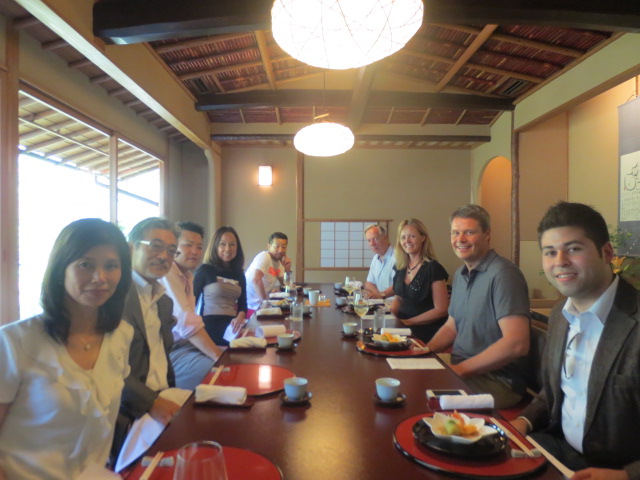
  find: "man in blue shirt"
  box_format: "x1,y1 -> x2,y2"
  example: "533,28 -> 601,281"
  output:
364,224 -> 395,299
512,202 -> 640,480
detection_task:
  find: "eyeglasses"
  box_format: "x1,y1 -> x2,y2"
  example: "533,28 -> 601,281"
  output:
563,330 -> 581,379
138,240 -> 178,258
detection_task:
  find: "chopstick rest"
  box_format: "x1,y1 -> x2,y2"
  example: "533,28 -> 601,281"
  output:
141,455 -> 174,467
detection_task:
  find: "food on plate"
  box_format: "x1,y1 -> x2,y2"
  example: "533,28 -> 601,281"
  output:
439,412 -> 480,436
372,332 -> 404,343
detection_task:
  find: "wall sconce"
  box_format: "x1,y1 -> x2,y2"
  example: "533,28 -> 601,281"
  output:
258,165 -> 273,186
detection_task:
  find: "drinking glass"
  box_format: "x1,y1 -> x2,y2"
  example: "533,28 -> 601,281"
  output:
343,280 -> 355,296
353,290 -> 370,335
173,441 -> 228,480
283,272 -> 292,287
285,284 -> 297,304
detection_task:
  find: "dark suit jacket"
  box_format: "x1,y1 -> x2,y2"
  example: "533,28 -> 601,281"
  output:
521,277 -> 640,479
120,283 -> 176,420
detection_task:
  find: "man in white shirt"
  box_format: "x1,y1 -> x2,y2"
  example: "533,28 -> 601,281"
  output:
363,224 -> 395,299
160,222 -> 222,390
512,202 -> 640,480
245,232 -> 292,311
113,218 -> 181,456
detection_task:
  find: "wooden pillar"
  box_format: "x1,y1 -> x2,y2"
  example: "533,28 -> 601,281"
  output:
109,134 -> 118,224
511,112 -> 520,266
295,152 -> 304,282
0,22 -> 20,322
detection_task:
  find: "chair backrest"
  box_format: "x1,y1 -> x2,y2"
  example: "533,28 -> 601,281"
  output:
526,321 -> 547,395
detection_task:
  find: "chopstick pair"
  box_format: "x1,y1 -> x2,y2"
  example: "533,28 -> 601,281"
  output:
140,451 -> 163,480
208,364 -> 225,385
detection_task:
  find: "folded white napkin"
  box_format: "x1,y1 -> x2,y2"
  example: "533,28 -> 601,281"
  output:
269,292 -> 288,299
439,393 -> 494,410
256,324 -> 287,337
195,385 -> 247,404
381,327 -> 412,336
229,337 -> 267,348
367,298 -> 385,305
115,387 -> 191,472
256,307 -> 282,316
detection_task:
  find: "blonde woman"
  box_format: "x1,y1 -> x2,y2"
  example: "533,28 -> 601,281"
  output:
390,218 -> 449,342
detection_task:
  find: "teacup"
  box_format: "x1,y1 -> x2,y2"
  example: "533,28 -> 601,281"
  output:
375,377 -> 400,402
308,290 -> 320,305
277,333 -> 295,349
336,297 -> 347,306
342,322 -> 358,335
284,377 -> 308,400
303,287 -> 312,295
334,282 -> 343,289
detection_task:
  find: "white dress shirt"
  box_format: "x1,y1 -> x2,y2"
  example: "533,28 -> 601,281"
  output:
159,262 -> 204,340
560,275 -> 617,452
132,271 -> 169,392
366,245 -> 395,292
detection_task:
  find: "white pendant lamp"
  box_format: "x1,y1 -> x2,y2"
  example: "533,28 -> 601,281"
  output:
294,121 -> 355,157
271,0 -> 424,70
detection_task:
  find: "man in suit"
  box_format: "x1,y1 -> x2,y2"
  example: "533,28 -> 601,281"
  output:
113,218 -> 181,455
512,202 -> 640,480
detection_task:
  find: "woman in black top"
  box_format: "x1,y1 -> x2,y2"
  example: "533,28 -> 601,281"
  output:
391,218 -> 449,342
194,226 -> 247,345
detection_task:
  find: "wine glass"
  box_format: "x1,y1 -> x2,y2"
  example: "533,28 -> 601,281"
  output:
353,289 -> 370,336
285,284 -> 297,305
173,441 -> 228,480
343,280 -> 355,296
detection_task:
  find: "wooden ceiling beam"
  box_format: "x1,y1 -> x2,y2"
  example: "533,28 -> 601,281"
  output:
436,25 -> 498,92
254,31 -> 277,90
424,0 -> 640,33
196,90 -> 514,111
431,23 -> 583,58
93,0 -> 640,45
401,47 -> 546,83
94,0 -> 272,44
211,133 -> 492,143
348,64 -> 378,133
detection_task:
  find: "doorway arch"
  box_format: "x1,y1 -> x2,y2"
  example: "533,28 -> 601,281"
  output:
479,156 -> 512,258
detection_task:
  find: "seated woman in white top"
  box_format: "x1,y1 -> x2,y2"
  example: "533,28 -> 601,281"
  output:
0,219 -> 134,480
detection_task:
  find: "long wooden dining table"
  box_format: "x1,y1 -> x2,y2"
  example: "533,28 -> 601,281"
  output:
137,283 -> 563,480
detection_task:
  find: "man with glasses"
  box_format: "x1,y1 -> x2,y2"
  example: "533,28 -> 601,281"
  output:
112,218 -> 181,456
511,202 -> 640,480
160,221 -> 222,390
364,224 -> 395,299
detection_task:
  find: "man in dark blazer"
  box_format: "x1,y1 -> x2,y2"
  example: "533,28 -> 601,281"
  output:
112,217 -> 180,457
512,202 -> 640,480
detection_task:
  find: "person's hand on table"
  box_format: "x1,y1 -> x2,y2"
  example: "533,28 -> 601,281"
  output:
231,315 -> 247,334
149,397 -> 180,426
571,468 -> 629,480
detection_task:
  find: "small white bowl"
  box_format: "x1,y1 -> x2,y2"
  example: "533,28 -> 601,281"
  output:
336,297 -> 347,306
422,412 -> 498,444
334,282 -> 343,289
